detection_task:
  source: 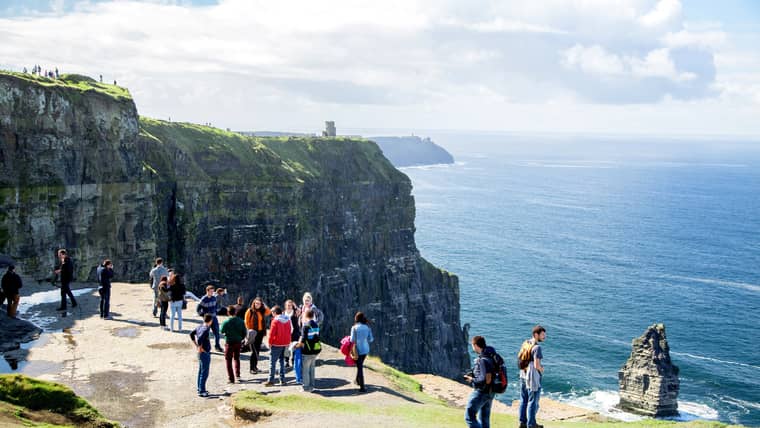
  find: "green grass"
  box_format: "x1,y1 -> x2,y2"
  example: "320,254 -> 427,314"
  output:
365,356 -> 424,395
0,70 -> 132,102
0,375 -> 120,427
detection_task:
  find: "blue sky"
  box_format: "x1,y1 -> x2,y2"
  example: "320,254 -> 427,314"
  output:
1,0 -> 759,136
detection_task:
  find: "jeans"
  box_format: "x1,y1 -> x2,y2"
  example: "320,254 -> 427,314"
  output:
519,378 -> 541,426
293,346 -> 303,383
158,301 -> 169,326
465,388 -> 496,428
152,286 -> 158,316
356,354 -> 367,390
268,346 -> 286,383
225,342 -> 242,381
250,330 -> 265,371
98,287 -> 111,318
197,351 -> 210,393
170,300 -> 183,331
302,353 -> 317,391
210,316 -> 221,348
60,281 -> 77,309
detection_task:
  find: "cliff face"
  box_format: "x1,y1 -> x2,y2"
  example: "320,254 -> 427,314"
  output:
368,136 -> 454,167
0,73 -> 469,377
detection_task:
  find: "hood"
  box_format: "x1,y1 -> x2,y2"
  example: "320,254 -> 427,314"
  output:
275,314 -> 291,324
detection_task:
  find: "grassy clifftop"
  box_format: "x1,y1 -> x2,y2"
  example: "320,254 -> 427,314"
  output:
0,70 -> 132,102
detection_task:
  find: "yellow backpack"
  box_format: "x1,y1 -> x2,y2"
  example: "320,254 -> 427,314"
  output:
517,340 -> 534,370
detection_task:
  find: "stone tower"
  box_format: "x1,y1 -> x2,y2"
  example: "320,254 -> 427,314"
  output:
323,121 -> 336,137
618,323 -> 680,417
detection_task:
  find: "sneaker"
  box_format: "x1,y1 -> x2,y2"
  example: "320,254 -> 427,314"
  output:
228,379 -> 235,384
278,380 -> 286,386
264,381 -> 274,387
198,391 -> 209,397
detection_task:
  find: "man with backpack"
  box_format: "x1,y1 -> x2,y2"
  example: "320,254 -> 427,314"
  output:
518,325 -> 547,428
464,335 -> 501,428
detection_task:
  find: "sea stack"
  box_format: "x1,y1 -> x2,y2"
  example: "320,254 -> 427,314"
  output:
618,323 -> 680,417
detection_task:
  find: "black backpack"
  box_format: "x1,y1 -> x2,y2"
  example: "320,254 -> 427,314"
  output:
483,351 -> 508,394
302,321 -> 322,355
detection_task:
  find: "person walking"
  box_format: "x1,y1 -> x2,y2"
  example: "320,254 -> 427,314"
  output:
350,311 -> 373,393
149,258 -> 169,317
221,305 -> 247,383
190,314 -> 214,397
464,335 -> 497,428
244,297 -> 270,374
95,259 -> 114,319
295,308 -> 321,392
198,285 -> 223,352
54,249 -> 77,310
518,325 -> 547,428
1,265 -> 22,318
264,305 -> 292,386
168,272 -> 186,332
156,275 -> 170,329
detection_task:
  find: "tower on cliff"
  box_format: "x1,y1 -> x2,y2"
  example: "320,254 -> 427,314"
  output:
323,121 -> 336,137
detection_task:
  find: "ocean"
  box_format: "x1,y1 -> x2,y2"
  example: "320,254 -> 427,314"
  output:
401,135 -> 760,426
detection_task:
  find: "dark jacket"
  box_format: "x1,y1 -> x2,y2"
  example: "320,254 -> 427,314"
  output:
60,256 -> 74,283
1,271 -> 22,295
190,324 -> 211,353
288,312 -> 301,342
96,265 -> 113,289
472,346 -> 496,390
169,280 -> 186,302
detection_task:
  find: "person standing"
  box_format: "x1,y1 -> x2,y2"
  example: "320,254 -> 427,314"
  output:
264,306 -> 292,386
296,308 -> 321,392
156,276 -> 170,329
284,299 -> 301,374
244,297 -> 270,374
149,258 -> 169,317
96,259 -> 114,319
190,314 -> 214,397
349,311 -> 373,393
168,272 -> 186,332
198,285 -> 223,352
220,305 -> 247,383
301,292 -> 324,326
233,296 -> 245,319
1,265 -> 22,318
215,288 -> 228,315
518,325 -> 546,428
54,249 -> 77,310
464,335 -> 496,428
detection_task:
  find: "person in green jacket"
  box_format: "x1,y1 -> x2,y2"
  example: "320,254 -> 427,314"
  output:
221,305 -> 247,383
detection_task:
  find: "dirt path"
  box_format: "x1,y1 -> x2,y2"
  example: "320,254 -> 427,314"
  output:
9,282 -> 601,427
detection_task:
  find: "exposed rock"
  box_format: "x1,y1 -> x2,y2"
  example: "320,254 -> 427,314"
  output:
618,323 -> 680,417
0,72 -> 469,378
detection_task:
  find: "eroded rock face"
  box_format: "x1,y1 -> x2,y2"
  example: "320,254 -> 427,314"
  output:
618,323 -> 680,417
0,74 -> 470,378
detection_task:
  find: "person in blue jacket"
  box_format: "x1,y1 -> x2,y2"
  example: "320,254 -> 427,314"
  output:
349,311 -> 373,393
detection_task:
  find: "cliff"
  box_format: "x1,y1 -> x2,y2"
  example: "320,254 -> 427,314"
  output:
368,136 -> 454,167
0,71 -> 469,378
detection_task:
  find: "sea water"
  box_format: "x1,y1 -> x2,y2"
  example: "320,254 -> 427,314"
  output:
402,136 -> 760,426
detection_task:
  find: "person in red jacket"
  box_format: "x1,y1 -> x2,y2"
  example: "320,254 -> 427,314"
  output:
264,305 -> 292,386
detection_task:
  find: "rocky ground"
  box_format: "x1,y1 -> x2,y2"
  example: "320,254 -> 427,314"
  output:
1,282 -> 602,427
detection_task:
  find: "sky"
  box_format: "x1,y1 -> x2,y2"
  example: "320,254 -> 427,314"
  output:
1,0 -> 759,137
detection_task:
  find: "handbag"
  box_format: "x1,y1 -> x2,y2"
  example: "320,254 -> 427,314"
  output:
350,343 -> 359,361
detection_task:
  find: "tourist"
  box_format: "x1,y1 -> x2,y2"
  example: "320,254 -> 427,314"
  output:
221,305 -> 247,383
264,305 -> 292,386
95,259 -> 114,319
215,288 -> 228,315
284,299 -> 301,376
1,265 -> 22,318
156,275 -> 170,329
244,297 -> 270,374
198,285 -> 223,352
301,292 -> 324,326
149,258 -> 168,317
191,313 -> 214,397
296,308 -> 321,392
233,296 -> 245,319
518,325 -> 546,428
54,249 -> 77,310
464,335 -> 496,428
168,272 -> 186,332
350,311 -> 373,393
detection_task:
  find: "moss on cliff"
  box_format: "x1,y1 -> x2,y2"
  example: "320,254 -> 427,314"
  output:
0,71 -> 132,102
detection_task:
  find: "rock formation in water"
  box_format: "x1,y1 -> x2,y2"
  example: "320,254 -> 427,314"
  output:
618,323 -> 680,417
0,72 -> 469,378
369,136 -> 454,167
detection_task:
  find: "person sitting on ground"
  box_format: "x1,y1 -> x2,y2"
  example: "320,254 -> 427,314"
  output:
190,314 -> 214,397
220,305 -> 247,383
1,265 -> 23,318
264,305 -> 292,386
198,285 -> 223,352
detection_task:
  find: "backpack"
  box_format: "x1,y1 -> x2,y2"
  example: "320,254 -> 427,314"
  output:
517,340 -> 534,370
302,321 -> 322,355
484,351 -> 508,394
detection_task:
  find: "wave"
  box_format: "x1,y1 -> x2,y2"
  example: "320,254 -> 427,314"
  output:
557,390 -> 720,422
525,198 -> 598,212
399,161 -> 464,171
670,351 -> 760,371
662,274 -> 760,294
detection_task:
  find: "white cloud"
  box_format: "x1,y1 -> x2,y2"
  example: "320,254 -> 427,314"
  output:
562,44 -> 625,76
638,0 -> 682,28
562,45 -> 698,83
663,30 -> 727,49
